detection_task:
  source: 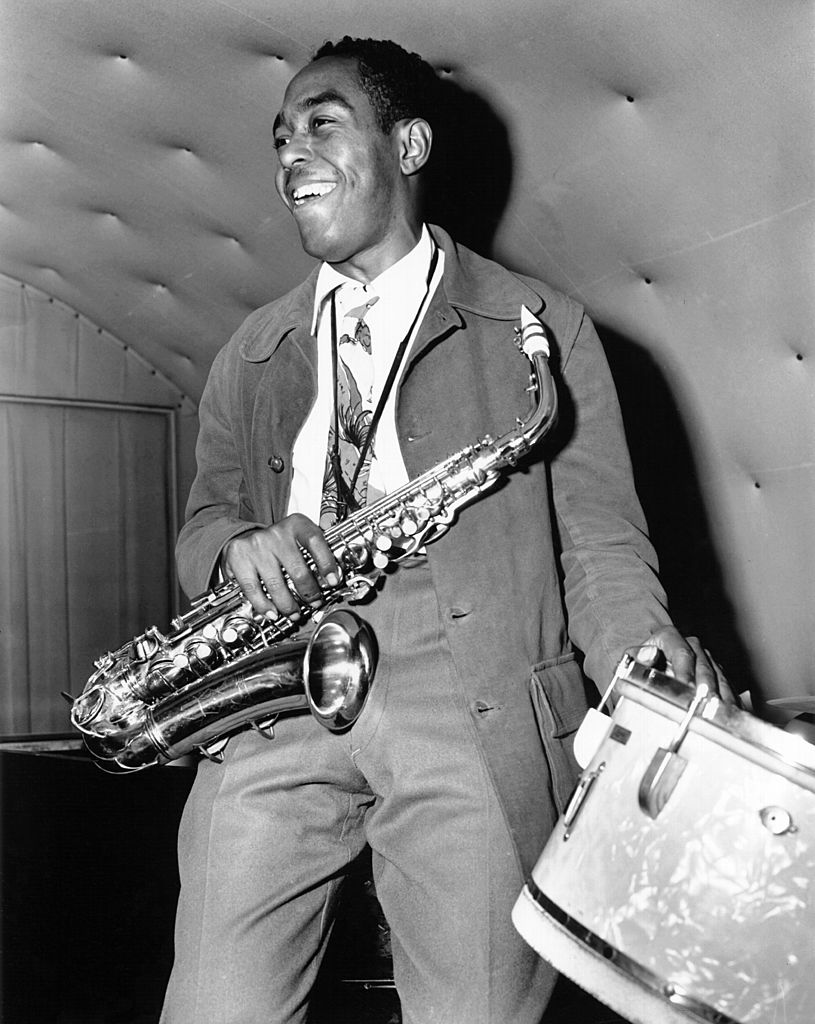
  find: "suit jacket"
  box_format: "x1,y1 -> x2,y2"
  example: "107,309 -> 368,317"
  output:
177,225 -> 671,872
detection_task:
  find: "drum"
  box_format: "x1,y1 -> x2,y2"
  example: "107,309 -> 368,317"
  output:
512,654 -> 815,1024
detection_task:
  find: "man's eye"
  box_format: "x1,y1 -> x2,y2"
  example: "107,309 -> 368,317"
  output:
311,117 -> 333,130
273,136 -> 289,150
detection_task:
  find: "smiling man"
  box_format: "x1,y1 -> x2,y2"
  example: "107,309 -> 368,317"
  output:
162,36 -> 724,1024
271,62 -> 425,281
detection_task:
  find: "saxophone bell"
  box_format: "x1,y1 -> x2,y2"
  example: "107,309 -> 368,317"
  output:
305,610 -> 377,731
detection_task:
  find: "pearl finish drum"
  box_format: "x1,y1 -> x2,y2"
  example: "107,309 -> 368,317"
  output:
513,655 -> 815,1024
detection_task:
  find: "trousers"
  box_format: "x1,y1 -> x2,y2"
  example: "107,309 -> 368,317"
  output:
160,559 -> 556,1023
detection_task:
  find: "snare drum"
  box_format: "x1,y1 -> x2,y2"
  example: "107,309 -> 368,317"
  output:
512,655 -> 815,1024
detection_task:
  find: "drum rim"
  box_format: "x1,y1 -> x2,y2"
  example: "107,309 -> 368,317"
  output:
521,879 -> 739,1024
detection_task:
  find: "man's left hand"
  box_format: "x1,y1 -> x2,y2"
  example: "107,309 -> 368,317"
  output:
636,626 -> 739,705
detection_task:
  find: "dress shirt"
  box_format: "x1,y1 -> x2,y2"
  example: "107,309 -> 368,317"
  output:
287,225 -> 445,521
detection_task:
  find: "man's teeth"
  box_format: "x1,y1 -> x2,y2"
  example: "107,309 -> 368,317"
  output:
292,183 -> 336,206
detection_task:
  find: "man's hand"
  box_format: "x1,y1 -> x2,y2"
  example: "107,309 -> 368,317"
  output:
223,514 -> 341,618
635,625 -> 739,705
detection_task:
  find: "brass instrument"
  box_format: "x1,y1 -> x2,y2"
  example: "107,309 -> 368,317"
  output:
69,306 -> 557,771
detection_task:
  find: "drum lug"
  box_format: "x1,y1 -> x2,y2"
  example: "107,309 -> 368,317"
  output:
639,680 -> 711,819
638,747 -> 688,819
562,762 -> 605,840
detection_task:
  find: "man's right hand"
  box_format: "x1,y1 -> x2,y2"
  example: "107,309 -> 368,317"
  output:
222,514 -> 341,619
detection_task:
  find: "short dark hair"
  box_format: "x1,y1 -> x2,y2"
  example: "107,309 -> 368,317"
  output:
311,37 -> 440,134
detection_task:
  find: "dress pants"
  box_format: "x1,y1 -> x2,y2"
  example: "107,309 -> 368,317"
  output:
160,559 -> 557,1023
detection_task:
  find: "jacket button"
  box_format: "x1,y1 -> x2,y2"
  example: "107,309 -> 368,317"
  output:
267,455 -> 285,473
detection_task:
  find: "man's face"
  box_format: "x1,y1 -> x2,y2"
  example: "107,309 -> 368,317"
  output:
273,57 -> 410,281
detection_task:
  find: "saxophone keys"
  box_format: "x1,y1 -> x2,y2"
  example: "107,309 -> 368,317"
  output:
221,615 -> 258,644
186,640 -> 223,672
376,512 -> 400,536
400,516 -> 418,537
134,632 -> 161,661
338,574 -> 378,602
373,550 -> 391,570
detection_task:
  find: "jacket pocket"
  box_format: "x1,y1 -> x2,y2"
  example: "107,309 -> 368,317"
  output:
530,654 -> 588,813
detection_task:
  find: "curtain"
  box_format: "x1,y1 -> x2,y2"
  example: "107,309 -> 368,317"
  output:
0,399 -> 175,735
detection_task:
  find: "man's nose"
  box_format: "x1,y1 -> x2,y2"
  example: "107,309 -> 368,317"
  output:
277,133 -> 312,169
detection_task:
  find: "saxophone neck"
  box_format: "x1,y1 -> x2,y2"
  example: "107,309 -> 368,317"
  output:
484,344 -> 558,471
521,348 -> 558,448
518,304 -> 558,449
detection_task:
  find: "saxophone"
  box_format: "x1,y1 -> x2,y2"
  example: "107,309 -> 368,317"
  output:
70,306 -> 558,771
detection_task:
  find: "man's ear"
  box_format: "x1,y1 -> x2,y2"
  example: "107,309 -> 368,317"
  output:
397,118 -> 432,175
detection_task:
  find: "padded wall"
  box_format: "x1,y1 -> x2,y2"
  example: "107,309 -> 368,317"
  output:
0,0 -> 812,706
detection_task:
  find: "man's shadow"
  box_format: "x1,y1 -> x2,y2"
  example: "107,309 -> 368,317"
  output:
425,74 -> 754,694
599,328 -> 756,695
423,73 -> 513,257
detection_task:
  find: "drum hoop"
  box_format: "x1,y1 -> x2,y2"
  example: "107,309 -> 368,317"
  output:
524,878 -> 739,1024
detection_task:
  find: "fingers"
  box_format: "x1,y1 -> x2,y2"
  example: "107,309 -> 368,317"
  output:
635,625 -> 693,681
704,648 -> 740,707
634,627 -> 739,705
684,635 -> 713,689
223,515 -> 340,617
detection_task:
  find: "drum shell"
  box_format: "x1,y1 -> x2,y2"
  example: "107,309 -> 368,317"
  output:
517,668 -> 815,1024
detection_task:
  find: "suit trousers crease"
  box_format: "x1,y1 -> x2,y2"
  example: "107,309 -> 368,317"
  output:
160,559 -> 557,1024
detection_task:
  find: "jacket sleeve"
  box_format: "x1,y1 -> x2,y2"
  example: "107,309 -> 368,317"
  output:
175,342 -> 265,599
549,309 -> 673,688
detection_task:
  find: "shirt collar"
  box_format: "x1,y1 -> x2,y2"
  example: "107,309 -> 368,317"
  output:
311,224 -> 435,334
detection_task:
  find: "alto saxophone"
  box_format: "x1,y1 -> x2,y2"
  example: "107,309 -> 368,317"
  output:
70,306 -> 558,771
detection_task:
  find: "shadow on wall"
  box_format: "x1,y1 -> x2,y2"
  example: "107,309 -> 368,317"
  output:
423,74 -> 513,258
416,74 -> 755,697
598,326 -> 757,698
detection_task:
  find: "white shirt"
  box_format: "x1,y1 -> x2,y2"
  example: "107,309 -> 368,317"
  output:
287,225 -> 444,520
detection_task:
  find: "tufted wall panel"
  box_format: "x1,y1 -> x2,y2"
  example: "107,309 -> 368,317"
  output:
0,0 -> 812,707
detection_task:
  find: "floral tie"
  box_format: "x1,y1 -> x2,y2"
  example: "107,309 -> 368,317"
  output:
320,295 -> 380,529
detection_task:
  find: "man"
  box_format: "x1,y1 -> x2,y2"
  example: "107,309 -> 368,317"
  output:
162,36 -> 723,1024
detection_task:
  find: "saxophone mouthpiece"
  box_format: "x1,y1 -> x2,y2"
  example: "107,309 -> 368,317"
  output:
60,690 -> 75,705
520,305 -> 550,359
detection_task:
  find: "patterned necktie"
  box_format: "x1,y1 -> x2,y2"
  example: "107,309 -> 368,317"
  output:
320,294 -> 380,529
